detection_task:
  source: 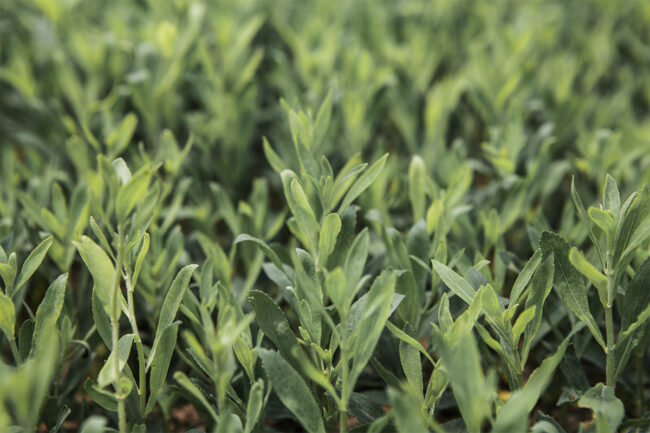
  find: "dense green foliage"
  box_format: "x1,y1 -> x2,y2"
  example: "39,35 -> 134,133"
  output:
2,1 -> 650,432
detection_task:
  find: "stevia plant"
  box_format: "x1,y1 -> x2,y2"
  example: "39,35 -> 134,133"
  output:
238,97 -> 400,433
566,177 -> 650,396
72,159 -> 198,433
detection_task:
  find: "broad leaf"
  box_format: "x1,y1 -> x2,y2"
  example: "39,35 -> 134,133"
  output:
258,349 -> 326,433
74,236 -> 116,317
540,232 -> 605,349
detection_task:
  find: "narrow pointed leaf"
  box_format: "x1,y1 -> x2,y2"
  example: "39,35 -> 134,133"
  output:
339,153 -> 388,211
30,273 -> 68,356
13,236 -> 54,295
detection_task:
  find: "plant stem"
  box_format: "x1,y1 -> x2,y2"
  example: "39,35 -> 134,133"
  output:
605,250 -> 616,389
126,275 -> 147,414
339,312 -> 349,433
9,337 -> 21,364
605,305 -> 614,387
111,224 -> 127,433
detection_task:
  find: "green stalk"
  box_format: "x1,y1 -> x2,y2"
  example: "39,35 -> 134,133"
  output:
111,224 -> 127,433
605,305 -> 615,387
126,275 -> 147,414
339,311 -> 349,433
340,359 -> 348,433
605,253 -> 615,388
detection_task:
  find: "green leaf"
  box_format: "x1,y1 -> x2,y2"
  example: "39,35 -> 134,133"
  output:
568,247 -> 608,306
571,177 -> 605,269
13,236 -> 54,295
262,137 -> 287,174
522,255 -> 554,364
41,208 -> 65,239
348,392 -> 385,425
386,321 -> 435,366
106,112 -> 138,154
147,264 -> 197,370
540,232 -> 605,350
84,379 -> 117,412
30,273 -> 68,357
92,289 -> 113,350
622,258 -> 650,331
613,188 -> 650,270
339,153 -> 388,211
132,232 -> 149,289
602,175 -> 620,218
244,379 -> 264,433
432,260 -> 476,305
18,319 -> 34,361
325,267 -> 347,317
493,331 -> 576,433
352,270 -> 397,382
89,217 -> 115,262
66,182 -> 89,239
344,228 -> 369,297
97,334 -> 134,387
0,258 -> 17,292
78,416 -> 108,433
258,349 -> 326,433
433,321 -> 493,433
348,293 -> 404,336
146,322 -> 179,415
388,387 -> 431,433
0,292 -> 15,339
116,166 -> 151,223
327,205 -> 357,268
73,236 -> 116,317
112,158 -> 132,184
284,175 -> 319,252
399,323 -> 423,395
588,207 -> 617,238
314,90 -> 332,148
318,213 -> 341,265
408,155 -> 427,221
248,290 -> 302,371
509,248 -> 541,307
577,384 -> 624,433
174,371 -> 219,422
512,306 -> 536,345
234,234 -> 287,277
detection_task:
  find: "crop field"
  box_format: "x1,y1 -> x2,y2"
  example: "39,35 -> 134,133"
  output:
1,1 -> 650,432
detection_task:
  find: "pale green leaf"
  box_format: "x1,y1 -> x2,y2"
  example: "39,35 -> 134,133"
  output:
73,236 -> 116,317
339,153 -> 388,211
432,260 -> 476,305
97,334 -> 134,387
147,264 -> 197,370
318,213 -> 341,265
0,292 -> 15,339
13,236 -> 54,295
30,273 -> 68,356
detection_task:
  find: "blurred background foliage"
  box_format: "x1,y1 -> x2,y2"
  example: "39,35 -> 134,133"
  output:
3,0 -> 649,214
